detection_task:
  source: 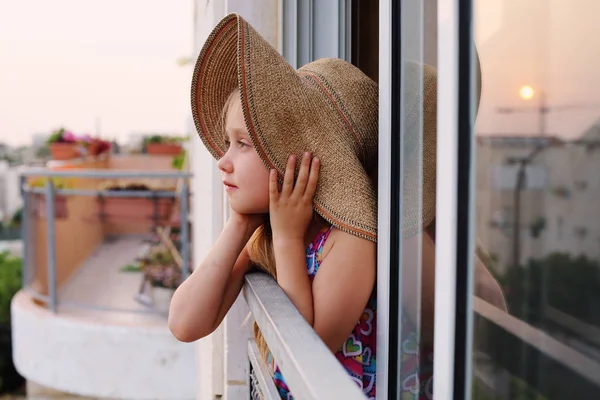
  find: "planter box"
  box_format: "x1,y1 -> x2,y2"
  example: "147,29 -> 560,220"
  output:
31,193 -> 69,219
49,143 -> 83,160
99,197 -> 175,224
146,143 -> 183,155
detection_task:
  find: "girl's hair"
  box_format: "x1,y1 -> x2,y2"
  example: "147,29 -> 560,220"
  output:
248,215 -> 328,362
221,88 -> 241,137
221,88 -> 283,363
247,222 -> 276,363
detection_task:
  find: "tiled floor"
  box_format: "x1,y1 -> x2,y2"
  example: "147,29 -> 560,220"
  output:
57,236 -> 168,326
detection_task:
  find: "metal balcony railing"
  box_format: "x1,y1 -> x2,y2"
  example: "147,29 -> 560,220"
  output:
473,297 -> 600,398
19,169 -> 192,315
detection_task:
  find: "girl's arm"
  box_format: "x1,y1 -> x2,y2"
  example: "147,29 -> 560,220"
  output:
273,238 -> 315,324
310,230 -> 376,353
268,153 -> 320,325
269,153 -> 377,353
168,216 -> 258,342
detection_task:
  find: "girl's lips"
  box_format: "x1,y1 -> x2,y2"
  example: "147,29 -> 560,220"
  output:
224,182 -> 238,191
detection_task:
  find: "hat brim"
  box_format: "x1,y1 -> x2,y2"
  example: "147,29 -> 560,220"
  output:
191,14 -> 379,241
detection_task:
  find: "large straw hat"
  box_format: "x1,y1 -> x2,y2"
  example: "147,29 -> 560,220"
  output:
191,13 -> 442,241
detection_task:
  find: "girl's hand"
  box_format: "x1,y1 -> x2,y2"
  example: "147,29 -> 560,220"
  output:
269,152 -> 320,242
228,208 -> 266,236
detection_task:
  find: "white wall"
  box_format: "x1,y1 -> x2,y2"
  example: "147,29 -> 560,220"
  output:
191,1 -> 278,399
12,291 -> 197,400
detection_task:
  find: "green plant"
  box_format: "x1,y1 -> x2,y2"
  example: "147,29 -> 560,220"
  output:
29,177 -> 75,189
500,253 -> 600,327
98,179 -> 174,192
9,208 -> 22,227
144,134 -> 188,145
0,253 -> 21,325
46,128 -> 66,144
140,246 -> 181,289
172,152 -> 186,170
120,263 -> 142,273
529,216 -> 547,239
0,252 -> 24,392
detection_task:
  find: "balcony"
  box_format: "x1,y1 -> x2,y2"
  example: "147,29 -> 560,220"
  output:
10,154 -> 196,400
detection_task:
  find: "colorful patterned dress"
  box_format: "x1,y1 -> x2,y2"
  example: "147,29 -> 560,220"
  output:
399,313 -> 434,399
268,226 -> 377,399
267,225 -> 434,399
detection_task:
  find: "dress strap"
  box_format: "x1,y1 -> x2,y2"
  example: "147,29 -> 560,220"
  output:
315,224 -> 334,250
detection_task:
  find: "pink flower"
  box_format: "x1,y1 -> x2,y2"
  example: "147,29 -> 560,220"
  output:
62,130 -> 77,143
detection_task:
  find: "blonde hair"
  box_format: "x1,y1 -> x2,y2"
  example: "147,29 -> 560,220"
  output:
247,224 -> 277,363
221,88 -> 278,363
221,88 -> 241,138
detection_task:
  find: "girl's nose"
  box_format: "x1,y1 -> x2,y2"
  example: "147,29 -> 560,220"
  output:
217,152 -> 233,173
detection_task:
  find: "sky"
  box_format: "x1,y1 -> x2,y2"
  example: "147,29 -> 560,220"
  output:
0,0 -> 194,146
1,0 -> 599,147
474,0 -> 600,139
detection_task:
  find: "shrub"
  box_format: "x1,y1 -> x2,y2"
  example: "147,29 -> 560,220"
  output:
0,252 -> 24,393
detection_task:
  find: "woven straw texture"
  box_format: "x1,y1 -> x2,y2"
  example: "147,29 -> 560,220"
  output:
191,13 -> 444,241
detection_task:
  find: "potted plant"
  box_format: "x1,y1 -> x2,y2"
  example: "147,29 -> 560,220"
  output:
140,245 -> 182,314
87,137 -> 112,157
97,179 -> 176,224
29,177 -> 74,219
144,135 -> 185,155
46,128 -> 84,160
46,128 -> 112,160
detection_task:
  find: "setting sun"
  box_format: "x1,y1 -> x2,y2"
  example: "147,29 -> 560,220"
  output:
519,85 -> 535,100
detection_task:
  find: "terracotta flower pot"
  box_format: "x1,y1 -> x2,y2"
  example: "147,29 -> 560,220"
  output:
99,197 -> 175,224
31,193 -> 69,219
146,143 -> 183,155
89,140 -> 111,156
49,143 -> 83,160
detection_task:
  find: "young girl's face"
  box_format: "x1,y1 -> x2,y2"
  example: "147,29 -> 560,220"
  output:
218,95 -> 270,214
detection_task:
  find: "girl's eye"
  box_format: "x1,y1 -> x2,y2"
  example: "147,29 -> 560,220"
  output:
238,141 -> 248,148
224,139 -> 231,148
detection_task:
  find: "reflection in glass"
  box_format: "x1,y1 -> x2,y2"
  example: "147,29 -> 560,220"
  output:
473,0 -> 600,398
395,0 -> 438,398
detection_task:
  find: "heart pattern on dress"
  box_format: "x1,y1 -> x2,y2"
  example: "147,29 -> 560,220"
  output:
343,334 -> 363,357
361,346 -> 372,366
402,332 -> 419,355
402,372 -> 420,395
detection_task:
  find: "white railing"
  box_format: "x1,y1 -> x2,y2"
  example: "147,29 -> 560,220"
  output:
473,297 -> 600,398
243,272 -> 366,400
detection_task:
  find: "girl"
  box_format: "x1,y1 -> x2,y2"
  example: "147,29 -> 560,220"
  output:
170,13 -> 379,399
169,13 -> 506,400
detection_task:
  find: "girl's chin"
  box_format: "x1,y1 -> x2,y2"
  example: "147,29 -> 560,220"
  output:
229,202 -> 268,216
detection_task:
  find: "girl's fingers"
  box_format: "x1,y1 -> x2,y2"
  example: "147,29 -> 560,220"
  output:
269,169 -> 279,203
281,155 -> 295,196
304,157 -> 320,198
294,152 -> 311,197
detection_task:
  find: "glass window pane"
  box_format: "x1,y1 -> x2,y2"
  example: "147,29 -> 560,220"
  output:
472,0 -> 600,398
390,0 -> 438,398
